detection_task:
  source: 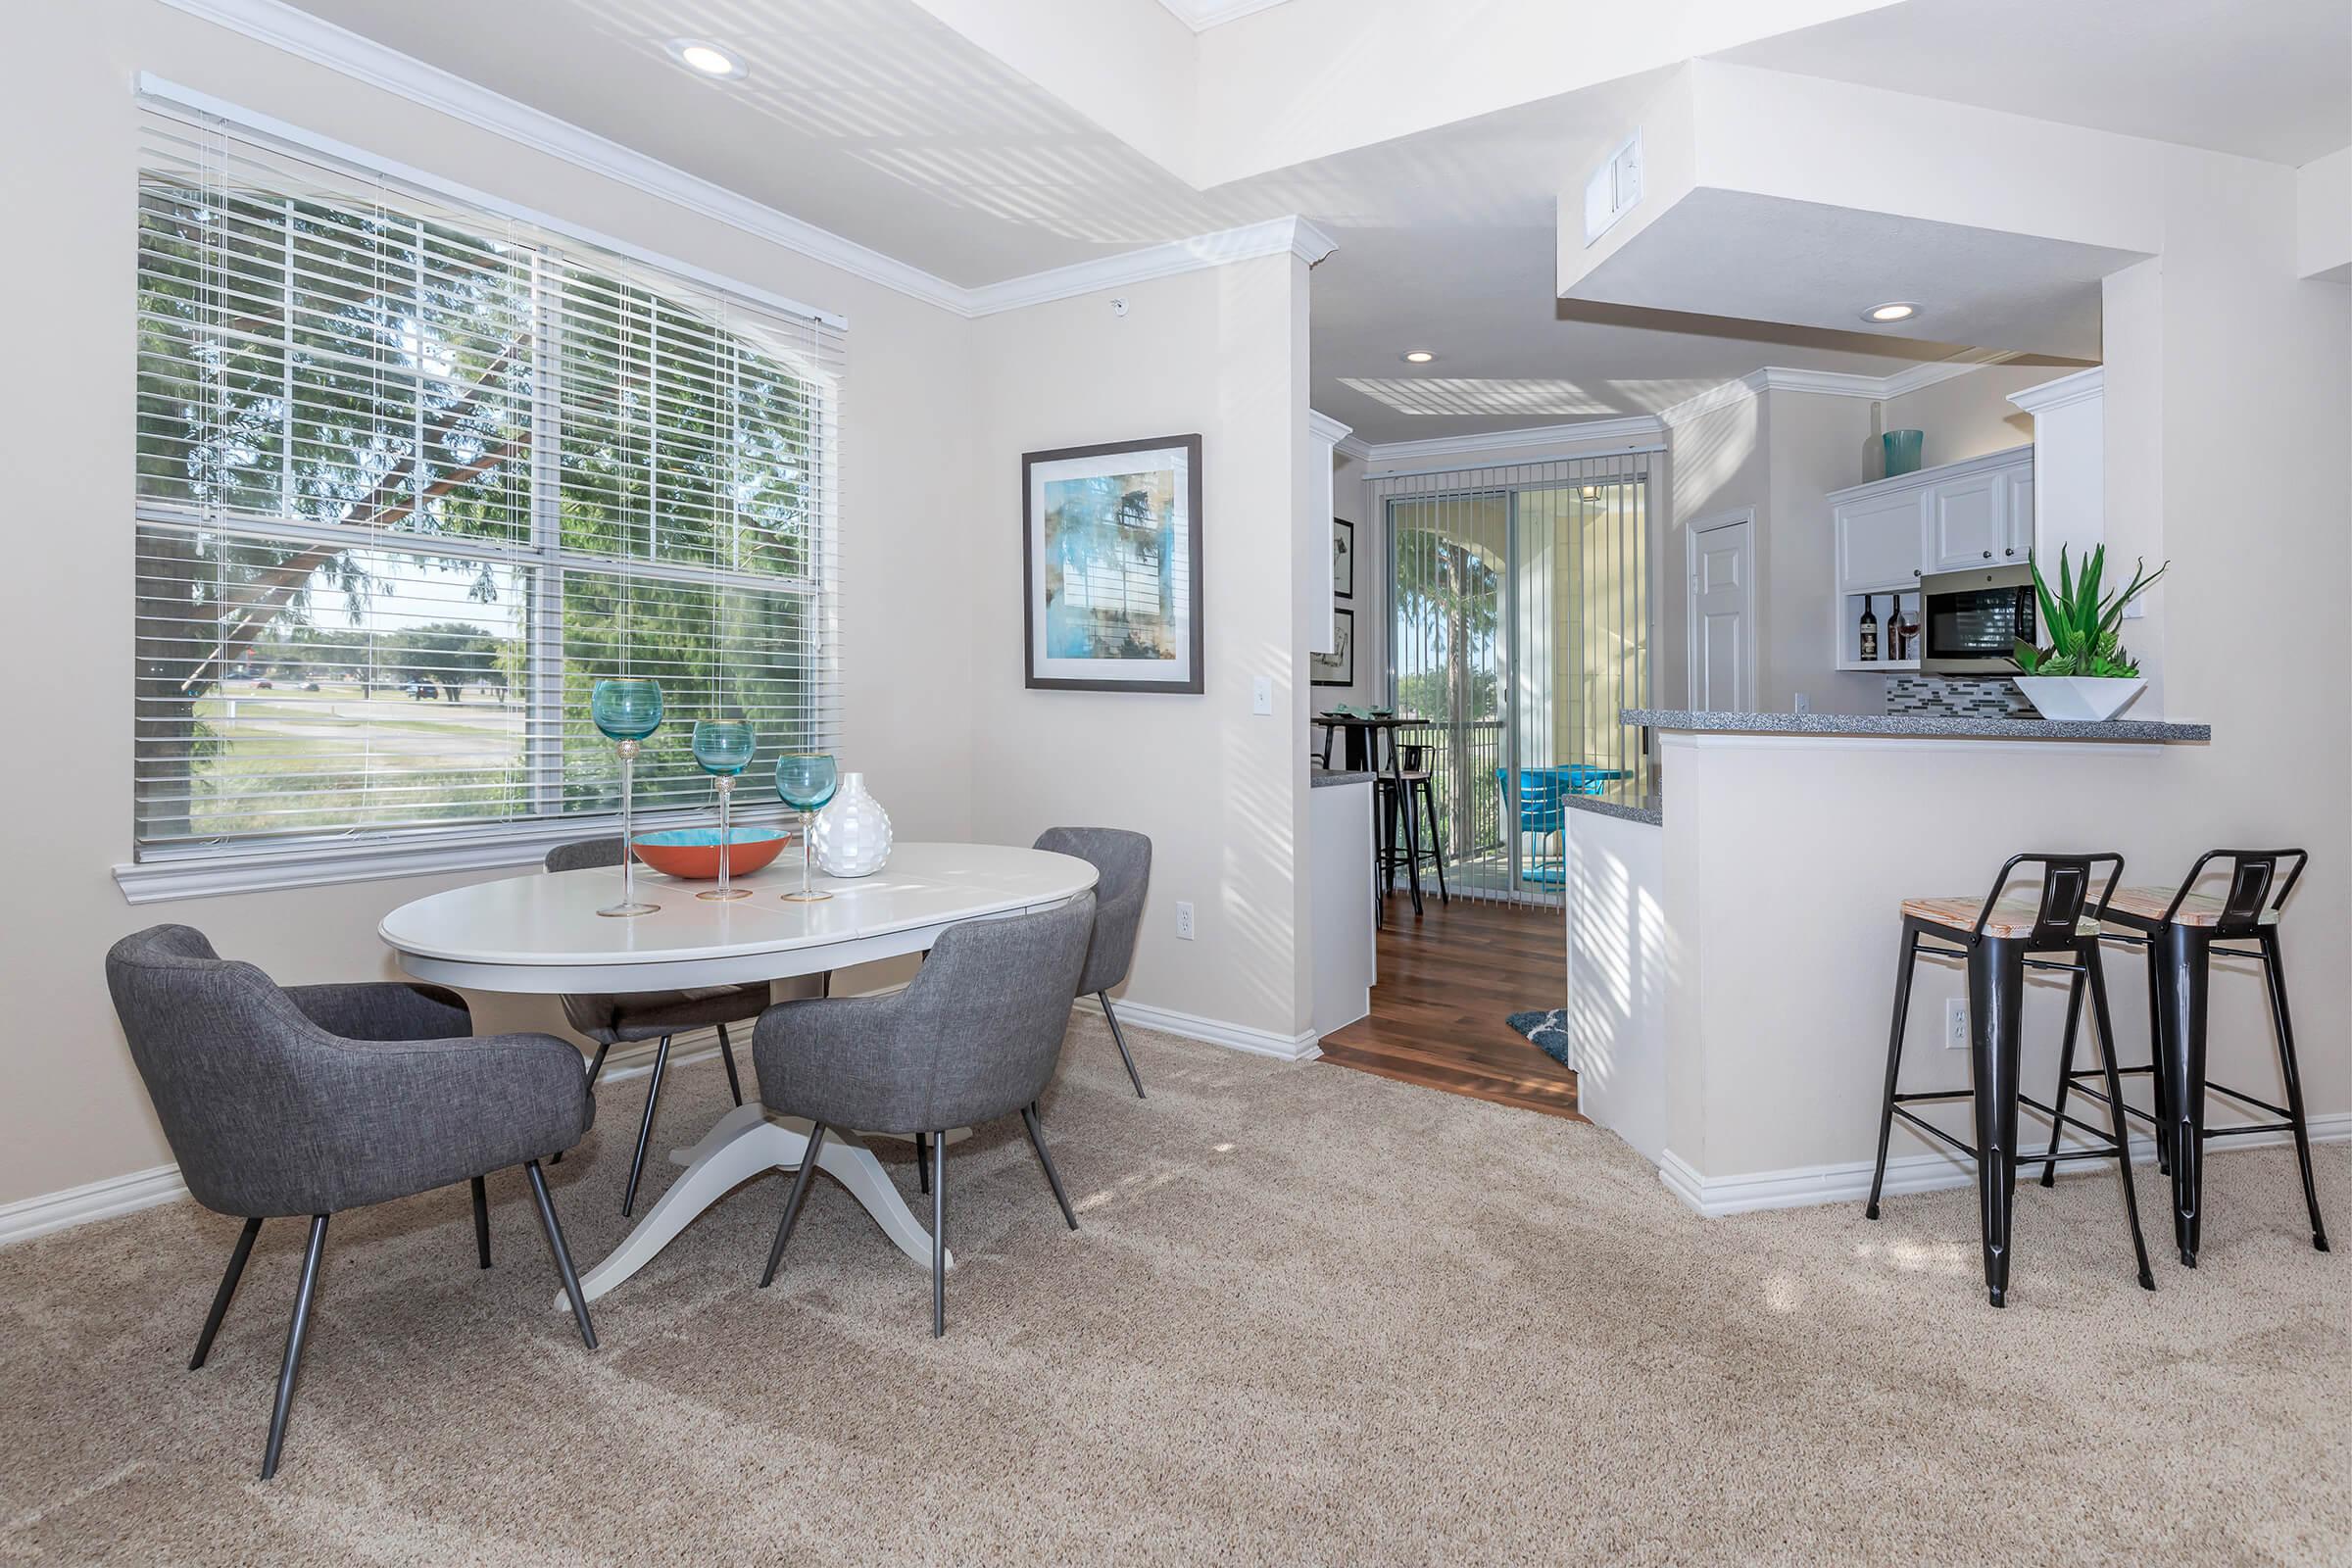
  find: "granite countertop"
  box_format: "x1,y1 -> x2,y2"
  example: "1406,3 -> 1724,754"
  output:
1622,709 -> 2212,744
1561,787 -> 1663,826
1310,768 -> 1375,788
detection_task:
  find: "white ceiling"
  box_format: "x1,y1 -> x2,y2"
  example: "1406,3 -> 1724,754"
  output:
271,0 -> 1942,442
1720,0 -> 2352,168
1154,0 -> 1294,31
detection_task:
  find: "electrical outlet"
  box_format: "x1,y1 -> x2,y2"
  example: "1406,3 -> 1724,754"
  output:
1793,692 -> 1809,713
1175,901 -> 1196,941
1251,675 -> 1273,715
1945,998 -> 1969,1050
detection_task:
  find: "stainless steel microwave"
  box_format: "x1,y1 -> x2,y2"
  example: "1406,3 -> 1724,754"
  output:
1920,564 -> 2036,674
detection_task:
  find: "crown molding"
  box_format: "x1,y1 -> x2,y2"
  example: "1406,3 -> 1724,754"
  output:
1155,0 -> 1297,32
155,0 -> 1335,322
1306,409 -> 1354,445
1658,353 -> 2036,427
962,217 -> 1337,315
1358,415 -> 1665,466
2007,366 -> 2104,416
1332,433 -> 1375,461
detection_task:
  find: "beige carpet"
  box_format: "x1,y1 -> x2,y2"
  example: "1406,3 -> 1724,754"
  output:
2,1016 -> 2346,1566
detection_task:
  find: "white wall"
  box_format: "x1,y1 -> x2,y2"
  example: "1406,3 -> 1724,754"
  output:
1664,395 -> 1769,709
967,258 -> 1318,1048
1316,447 -> 1384,718
0,1 -> 1311,1211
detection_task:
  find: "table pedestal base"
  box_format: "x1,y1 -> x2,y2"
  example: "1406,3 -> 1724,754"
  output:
561,1102 -> 952,1308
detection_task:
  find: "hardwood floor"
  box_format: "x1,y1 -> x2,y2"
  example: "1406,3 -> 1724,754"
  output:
1318,894 -> 1581,1119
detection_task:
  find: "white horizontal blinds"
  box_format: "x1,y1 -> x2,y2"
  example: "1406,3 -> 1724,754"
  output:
133,101 -> 842,856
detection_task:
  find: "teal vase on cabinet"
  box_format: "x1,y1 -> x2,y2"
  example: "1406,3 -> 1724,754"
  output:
1882,428 -> 1925,477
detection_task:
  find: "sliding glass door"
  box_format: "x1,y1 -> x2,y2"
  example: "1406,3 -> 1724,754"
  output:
1382,457 -> 1650,908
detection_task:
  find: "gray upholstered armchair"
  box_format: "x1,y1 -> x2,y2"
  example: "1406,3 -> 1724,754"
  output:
546,836 -> 772,1215
104,924 -> 598,1481
1033,827 -> 1152,1097
752,893 -> 1096,1337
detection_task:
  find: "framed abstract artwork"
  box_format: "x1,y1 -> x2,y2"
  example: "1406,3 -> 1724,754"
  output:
1023,434 -> 1204,693
1311,608 -> 1355,687
1333,517 -> 1354,599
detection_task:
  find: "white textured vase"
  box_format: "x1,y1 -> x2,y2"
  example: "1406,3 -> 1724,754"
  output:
811,771 -> 892,877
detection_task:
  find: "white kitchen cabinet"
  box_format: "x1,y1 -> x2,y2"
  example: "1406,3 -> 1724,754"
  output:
1835,489 -> 1928,592
2002,464 -> 2034,564
1829,445 -> 2034,673
1928,466 -> 2008,569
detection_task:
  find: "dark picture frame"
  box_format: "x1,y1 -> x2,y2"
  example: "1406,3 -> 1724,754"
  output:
1022,434 -> 1205,694
1311,608 -> 1355,687
1333,517 -> 1355,599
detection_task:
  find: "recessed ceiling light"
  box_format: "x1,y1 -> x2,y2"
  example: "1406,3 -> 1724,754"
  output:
1400,350 -> 1437,364
667,39 -> 747,79
1862,301 -> 1919,323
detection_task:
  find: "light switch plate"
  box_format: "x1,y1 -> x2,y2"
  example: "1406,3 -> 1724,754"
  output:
1251,675 -> 1273,715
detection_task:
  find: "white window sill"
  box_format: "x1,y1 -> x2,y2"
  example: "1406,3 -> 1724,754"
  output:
113,810 -> 791,905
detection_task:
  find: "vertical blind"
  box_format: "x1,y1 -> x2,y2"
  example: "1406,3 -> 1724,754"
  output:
132,99 -> 843,858
1371,451 -> 1652,907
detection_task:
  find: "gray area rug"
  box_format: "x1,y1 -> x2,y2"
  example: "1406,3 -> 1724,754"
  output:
2,1013 -> 2346,1564
1507,1006 -> 1572,1066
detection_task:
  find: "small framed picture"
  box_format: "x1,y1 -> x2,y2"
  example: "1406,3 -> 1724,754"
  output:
1022,434 -> 1203,694
1311,608 -> 1355,687
1332,517 -> 1355,599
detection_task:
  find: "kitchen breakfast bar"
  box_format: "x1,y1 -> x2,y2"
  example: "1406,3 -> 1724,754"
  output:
1561,709 -> 2246,1242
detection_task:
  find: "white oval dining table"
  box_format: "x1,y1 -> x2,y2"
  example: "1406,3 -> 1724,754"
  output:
378,842 -> 1099,1306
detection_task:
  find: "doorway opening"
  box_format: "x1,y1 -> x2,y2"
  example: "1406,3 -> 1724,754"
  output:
1319,450 -> 1655,1115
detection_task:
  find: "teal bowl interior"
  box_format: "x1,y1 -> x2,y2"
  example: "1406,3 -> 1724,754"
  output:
635,827 -> 789,848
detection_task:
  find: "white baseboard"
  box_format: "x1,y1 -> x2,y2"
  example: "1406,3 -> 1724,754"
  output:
0,1162 -> 190,1248
1095,998 -> 1323,1062
1660,1112 -> 2352,1218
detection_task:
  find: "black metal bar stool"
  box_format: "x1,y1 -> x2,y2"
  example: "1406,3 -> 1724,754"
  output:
1378,741 -> 1448,917
2058,850 -> 2328,1266
1866,853 -> 2155,1306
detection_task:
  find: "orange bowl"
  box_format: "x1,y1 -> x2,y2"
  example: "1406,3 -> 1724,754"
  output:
630,826 -> 792,880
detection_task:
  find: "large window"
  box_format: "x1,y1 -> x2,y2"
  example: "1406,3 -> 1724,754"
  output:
131,102 -> 840,867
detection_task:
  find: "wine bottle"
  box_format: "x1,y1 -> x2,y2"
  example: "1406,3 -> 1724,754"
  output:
1858,594 -> 1879,662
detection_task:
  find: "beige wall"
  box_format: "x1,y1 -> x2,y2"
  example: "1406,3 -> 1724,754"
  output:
1878,364 -> 2048,472
0,1 -> 1311,1210
1318,448 -> 1384,716
967,259 -> 1317,1044
1663,396 -> 1769,709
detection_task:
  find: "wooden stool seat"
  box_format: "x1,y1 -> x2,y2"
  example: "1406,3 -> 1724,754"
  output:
2103,885 -> 2282,927
1900,896 -> 2100,941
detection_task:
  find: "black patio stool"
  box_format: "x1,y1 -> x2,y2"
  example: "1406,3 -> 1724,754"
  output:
1378,742 -> 1449,917
2066,851 -> 2329,1267
1865,854 -> 2155,1307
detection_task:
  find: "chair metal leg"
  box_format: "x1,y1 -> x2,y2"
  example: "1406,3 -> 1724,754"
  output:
1418,780 -> 1449,906
716,1022 -> 744,1107
2083,945 -> 2156,1291
915,1131 -> 931,1196
2259,931 -> 2330,1252
1101,994 -> 1147,1099
259,1214 -> 327,1482
470,1175 -> 491,1269
760,1123 -> 830,1288
189,1216 -> 263,1371
1021,1103 -> 1079,1230
2143,943 -> 2172,1175
1968,940 -> 2026,1307
622,1034 -> 673,1217
1865,926 -> 1920,1221
2153,925 -> 2210,1266
2038,970 -> 2088,1187
932,1128 -> 948,1338
1399,778 -> 1426,917
524,1160 -> 597,1350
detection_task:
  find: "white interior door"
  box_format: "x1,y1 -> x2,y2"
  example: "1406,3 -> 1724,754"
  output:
1687,513 -> 1754,712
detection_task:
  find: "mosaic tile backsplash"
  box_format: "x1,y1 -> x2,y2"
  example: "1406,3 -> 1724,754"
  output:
1886,673 -> 2036,718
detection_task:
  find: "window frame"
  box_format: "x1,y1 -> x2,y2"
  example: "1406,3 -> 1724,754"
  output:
118,83 -> 845,904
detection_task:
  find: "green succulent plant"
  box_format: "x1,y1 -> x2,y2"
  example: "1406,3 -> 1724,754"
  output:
2012,544 -> 2167,679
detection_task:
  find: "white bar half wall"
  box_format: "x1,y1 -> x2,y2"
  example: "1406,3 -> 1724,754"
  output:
1581,732 -> 2350,1217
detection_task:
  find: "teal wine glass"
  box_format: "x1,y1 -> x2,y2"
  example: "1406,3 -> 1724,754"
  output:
591,678 -> 663,917
773,753 -> 838,903
691,719 -> 759,903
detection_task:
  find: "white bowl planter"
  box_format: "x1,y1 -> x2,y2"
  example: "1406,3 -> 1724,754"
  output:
2012,675 -> 2146,722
